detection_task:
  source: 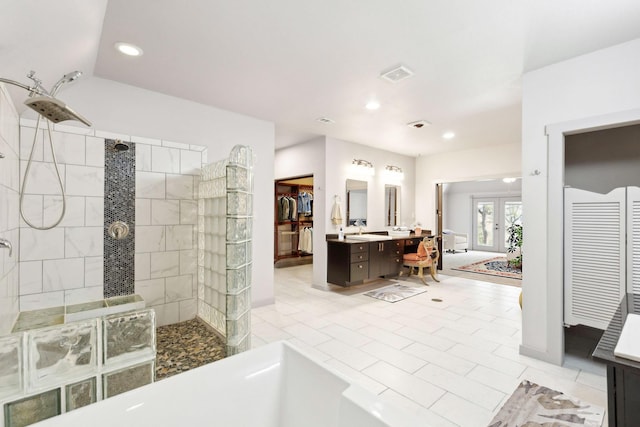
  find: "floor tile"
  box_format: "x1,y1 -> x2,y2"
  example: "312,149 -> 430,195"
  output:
320,324 -> 372,347
360,340 -> 428,373
378,389 -> 458,427
260,264 -> 607,427
356,325 -> 413,349
315,339 -> 378,371
415,364 -> 505,411
429,392 -> 493,427
404,342 -> 476,375
362,361 -> 446,408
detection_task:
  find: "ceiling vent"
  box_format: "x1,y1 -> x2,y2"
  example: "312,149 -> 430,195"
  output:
407,120 -> 431,129
380,64 -> 414,83
316,117 -> 335,124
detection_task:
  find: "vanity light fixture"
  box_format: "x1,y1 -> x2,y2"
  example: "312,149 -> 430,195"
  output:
384,165 -> 404,180
114,42 -> 144,57
352,159 -> 375,175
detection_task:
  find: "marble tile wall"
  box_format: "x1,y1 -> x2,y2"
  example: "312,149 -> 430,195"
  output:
0,84 -> 20,335
17,119 -> 204,327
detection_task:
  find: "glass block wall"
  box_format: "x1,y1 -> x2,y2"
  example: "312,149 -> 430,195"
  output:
198,146 -> 254,355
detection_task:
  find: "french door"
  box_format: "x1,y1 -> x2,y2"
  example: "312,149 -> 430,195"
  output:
473,197 -> 522,252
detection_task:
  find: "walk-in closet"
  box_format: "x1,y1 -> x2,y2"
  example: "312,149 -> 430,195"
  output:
274,175 -> 314,264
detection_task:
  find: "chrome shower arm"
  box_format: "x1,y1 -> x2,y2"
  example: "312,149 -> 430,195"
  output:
0,77 -> 47,96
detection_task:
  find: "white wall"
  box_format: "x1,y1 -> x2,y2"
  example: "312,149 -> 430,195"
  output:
60,77 -> 275,307
415,143 -> 521,234
325,137 -> 416,232
275,136 -> 416,288
522,37 -> 640,364
274,137 -> 326,287
0,84 -> 20,334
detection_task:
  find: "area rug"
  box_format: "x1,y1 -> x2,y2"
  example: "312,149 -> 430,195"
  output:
488,380 -> 604,427
363,283 -> 427,303
452,256 -> 522,280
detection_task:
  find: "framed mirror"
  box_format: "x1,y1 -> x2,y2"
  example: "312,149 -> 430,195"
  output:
346,179 -> 367,226
385,185 -> 400,226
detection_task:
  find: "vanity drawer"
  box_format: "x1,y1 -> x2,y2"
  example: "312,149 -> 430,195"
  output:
350,262 -> 369,282
350,251 -> 369,263
350,243 -> 368,254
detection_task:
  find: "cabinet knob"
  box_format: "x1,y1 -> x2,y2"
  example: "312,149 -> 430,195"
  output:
358,265 -> 363,269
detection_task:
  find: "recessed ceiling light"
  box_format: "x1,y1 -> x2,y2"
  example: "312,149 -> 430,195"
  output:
365,100 -> 380,110
442,132 -> 455,139
114,42 -> 144,57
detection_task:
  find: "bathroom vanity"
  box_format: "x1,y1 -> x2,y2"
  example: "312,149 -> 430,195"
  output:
593,294 -> 640,427
326,233 -> 427,286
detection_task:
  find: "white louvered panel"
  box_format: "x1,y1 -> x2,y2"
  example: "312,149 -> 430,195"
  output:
627,187 -> 640,294
564,187 -> 626,329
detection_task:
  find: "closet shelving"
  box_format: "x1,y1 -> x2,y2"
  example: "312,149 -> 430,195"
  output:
274,177 -> 314,262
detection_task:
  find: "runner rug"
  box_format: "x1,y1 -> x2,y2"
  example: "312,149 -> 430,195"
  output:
488,380 -> 604,426
452,256 -> 522,280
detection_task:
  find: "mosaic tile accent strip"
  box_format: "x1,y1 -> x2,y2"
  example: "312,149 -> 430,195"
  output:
104,139 -> 136,298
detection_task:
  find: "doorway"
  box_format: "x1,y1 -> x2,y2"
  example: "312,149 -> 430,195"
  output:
472,197 -> 522,253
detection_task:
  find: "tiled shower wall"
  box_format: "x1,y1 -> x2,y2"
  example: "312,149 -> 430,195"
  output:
17,119 -> 203,326
0,85 -> 20,335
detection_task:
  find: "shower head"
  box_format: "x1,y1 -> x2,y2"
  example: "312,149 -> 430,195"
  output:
114,140 -> 130,151
24,96 -> 92,127
50,71 -> 82,96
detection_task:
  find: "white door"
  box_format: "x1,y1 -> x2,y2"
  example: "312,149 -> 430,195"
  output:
564,187 -> 625,329
473,197 -> 522,252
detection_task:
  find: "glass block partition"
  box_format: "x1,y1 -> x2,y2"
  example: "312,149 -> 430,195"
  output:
0,307 -> 155,427
198,145 -> 254,356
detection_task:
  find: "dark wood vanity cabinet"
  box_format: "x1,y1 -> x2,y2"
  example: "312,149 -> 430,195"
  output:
593,294 -> 640,427
327,241 -> 369,286
327,238 -> 404,286
369,240 -> 403,279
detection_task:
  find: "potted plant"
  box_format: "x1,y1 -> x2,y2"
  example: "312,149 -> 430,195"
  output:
506,224 -> 522,269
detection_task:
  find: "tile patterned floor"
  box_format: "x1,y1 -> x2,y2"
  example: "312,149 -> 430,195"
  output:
252,264 -> 607,427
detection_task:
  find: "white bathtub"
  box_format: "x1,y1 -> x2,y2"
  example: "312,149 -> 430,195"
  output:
33,340 -> 421,427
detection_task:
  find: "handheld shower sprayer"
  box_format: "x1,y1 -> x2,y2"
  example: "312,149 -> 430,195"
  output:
50,70 -> 82,96
0,69 -> 93,230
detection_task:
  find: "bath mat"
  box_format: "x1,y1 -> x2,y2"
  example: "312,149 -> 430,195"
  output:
452,256 -> 522,280
363,283 -> 427,303
488,380 -> 604,427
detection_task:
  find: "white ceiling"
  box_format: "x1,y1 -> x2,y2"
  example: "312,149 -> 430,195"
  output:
3,0 -> 640,156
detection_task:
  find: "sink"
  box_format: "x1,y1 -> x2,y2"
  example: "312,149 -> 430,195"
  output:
348,234 -> 392,241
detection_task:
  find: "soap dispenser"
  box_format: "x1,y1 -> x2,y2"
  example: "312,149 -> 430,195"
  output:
338,227 -> 344,241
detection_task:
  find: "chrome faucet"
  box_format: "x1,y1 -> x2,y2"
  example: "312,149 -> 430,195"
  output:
0,238 -> 12,257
